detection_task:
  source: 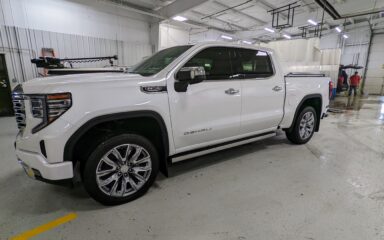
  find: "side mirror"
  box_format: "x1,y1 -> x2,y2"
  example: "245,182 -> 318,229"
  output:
175,66 -> 206,92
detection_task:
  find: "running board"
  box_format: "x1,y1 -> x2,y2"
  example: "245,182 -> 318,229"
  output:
170,132 -> 277,163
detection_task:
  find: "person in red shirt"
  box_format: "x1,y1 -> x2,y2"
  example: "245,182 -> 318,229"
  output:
349,71 -> 361,96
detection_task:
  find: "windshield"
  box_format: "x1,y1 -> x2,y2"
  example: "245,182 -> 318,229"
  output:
129,45 -> 192,76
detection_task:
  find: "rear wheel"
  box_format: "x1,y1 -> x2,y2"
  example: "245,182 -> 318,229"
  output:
83,134 -> 159,205
285,106 -> 317,144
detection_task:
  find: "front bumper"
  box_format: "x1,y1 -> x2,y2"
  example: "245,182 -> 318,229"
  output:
15,149 -> 73,181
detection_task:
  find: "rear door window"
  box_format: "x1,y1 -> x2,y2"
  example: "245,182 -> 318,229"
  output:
233,48 -> 274,79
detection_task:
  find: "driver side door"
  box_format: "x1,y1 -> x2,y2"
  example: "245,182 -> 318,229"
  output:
167,47 -> 242,153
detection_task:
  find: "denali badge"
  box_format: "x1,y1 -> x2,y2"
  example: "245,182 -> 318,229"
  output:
184,128 -> 212,135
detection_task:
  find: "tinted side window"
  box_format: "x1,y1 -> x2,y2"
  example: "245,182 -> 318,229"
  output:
234,48 -> 274,79
183,47 -> 233,80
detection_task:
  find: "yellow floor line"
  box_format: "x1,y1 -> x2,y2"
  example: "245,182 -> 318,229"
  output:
9,212 -> 77,240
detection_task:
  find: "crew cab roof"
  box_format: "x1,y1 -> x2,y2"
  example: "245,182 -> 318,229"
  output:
187,41 -> 274,54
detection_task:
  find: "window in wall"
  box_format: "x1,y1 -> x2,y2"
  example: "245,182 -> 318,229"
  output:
183,47 -> 233,80
234,48 -> 274,78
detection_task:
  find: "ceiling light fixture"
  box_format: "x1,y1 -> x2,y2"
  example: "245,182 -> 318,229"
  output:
221,35 -> 233,40
264,27 -> 275,33
242,40 -> 253,44
283,34 -> 291,39
172,16 -> 187,22
335,27 -> 342,32
343,34 -> 349,39
307,19 -> 318,26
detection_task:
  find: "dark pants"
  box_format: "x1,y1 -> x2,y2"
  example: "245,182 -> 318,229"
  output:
349,86 -> 358,96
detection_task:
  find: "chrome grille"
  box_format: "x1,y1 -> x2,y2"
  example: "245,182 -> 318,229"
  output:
12,85 -> 26,130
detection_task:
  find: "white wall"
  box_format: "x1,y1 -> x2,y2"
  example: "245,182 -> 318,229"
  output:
260,38 -> 340,86
189,29 -> 226,43
159,23 -> 190,49
365,33 -> 384,95
0,0 -> 153,88
320,33 -> 341,49
260,38 -> 321,73
0,0 -> 150,43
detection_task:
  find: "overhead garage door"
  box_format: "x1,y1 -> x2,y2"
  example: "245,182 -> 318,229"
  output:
365,33 -> 384,95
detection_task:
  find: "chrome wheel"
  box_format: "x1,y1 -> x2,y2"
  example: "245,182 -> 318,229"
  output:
299,111 -> 315,140
96,144 -> 152,197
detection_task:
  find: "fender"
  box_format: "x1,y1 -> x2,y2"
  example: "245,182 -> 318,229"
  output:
286,94 -> 323,131
63,110 -> 170,169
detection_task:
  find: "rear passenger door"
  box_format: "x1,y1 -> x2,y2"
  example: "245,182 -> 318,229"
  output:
233,48 -> 285,134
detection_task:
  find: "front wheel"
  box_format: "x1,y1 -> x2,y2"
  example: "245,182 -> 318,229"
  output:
285,106 -> 317,144
83,134 -> 159,205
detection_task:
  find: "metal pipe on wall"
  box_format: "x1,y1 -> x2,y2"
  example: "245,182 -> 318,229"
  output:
361,30 -> 373,95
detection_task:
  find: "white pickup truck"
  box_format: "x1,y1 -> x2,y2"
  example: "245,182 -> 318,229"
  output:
13,42 -> 331,205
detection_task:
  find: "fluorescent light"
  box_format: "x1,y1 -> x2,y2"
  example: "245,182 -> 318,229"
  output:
335,27 -> 342,32
221,35 -> 233,40
283,34 -> 291,39
242,40 -> 252,44
264,27 -> 275,33
343,34 -> 349,39
307,19 -> 318,26
172,16 -> 187,22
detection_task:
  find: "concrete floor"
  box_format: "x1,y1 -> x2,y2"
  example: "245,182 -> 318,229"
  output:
1,96 -> 384,240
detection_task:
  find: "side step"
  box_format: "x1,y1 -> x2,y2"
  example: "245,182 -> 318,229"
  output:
170,132 -> 277,164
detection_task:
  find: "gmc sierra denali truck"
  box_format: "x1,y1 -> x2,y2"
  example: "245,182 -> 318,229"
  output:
13,42 -> 330,205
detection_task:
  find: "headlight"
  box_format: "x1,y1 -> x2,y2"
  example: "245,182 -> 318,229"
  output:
29,93 -> 72,133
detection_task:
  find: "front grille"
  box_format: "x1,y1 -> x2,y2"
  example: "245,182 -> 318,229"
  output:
12,85 -> 26,130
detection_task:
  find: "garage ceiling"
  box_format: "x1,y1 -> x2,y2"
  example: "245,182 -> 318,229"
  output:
102,0 -> 384,41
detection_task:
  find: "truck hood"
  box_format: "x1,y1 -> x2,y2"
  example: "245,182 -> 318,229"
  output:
21,73 -> 163,94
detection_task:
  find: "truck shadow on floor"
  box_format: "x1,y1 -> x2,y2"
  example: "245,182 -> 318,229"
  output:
168,133 -> 293,177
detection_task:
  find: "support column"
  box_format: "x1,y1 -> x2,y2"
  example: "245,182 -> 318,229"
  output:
361,29 -> 373,95
150,22 -> 160,53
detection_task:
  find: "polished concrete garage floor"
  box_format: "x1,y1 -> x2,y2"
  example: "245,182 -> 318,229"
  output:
1,96 -> 384,240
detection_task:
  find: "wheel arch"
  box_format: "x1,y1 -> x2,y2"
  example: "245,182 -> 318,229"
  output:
64,110 -> 170,176
286,94 -> 323,132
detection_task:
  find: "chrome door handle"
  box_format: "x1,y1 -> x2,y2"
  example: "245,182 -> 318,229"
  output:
272,86 -> 282,92
0,80 -> 7,88
225,88 -> 239,95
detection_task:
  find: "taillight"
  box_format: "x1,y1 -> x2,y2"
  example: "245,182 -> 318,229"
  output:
329,81 -> 333,99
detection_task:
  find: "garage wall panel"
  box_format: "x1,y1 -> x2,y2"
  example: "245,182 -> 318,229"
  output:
0,0 -> 154,89
0,0 -> 151,44
260,38 -> 321,73
0,25 -> 152,89
159,24 -> 190,50
365,34 -> 384,95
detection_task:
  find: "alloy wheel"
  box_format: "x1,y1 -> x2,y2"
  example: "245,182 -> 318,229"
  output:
95,144 -> 152,197
299,111 -> 315,140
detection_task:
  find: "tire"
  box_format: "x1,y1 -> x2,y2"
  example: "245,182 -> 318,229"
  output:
285,106 -> 317,145
83,134 -> 159,205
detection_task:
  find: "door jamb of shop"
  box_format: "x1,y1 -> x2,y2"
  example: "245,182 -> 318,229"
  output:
0,53 -> 14,116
